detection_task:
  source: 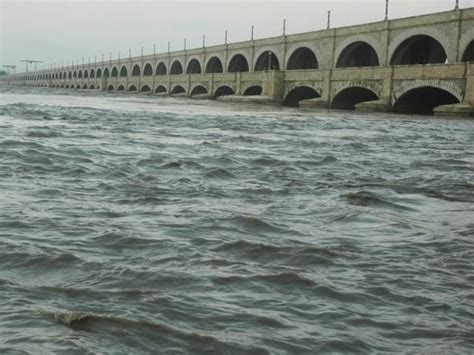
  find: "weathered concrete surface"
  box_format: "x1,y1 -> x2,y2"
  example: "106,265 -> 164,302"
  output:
217,95 -> 274,105
299,98 -> 329,109
2,7 -> 473,116
355,100 -> 392,112
434,103 -> 474,116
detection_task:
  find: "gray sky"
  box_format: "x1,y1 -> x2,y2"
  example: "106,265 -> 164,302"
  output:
1,0 -> 473,72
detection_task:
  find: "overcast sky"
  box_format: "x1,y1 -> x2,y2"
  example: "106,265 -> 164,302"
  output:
1,0 -> 473,72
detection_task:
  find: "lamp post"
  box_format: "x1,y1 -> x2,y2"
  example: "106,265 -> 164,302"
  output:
327,11 -> 331,29
455,0 -> 459,9
385,0 -> 389,21
251,25 -> 254,40
283,19 -> 286,36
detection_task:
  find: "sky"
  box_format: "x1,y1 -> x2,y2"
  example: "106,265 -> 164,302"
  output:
1,0 -> 473,72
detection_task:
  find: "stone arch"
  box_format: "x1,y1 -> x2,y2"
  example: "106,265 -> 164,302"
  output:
73,71 -> 77,78
214,85 -> 235,98
117,85 -> 125,91
155,85 -> 167,94
143,63 -> 153,76
140,85 -> 151,92
65,85 -> 69,88
82,84 -> 87,89
128,85 -> 137,92
284,86 -> 321,107
111,67 -> 118,77
389,29 -> 448,65
206,56 -> 224,73
84,70 -> 89,78
254,49 -> 281,71
156,62 -> 167,75
228,53 -> 250,72
107,84 -> 114,91
393,86 -> 460,114
461,40 -> 474,62
286,46 -> 319,70
170,60 -> 183,75
186,58 -> 202,74
132,64 -> 141,76
76,84 -> 81,89
90,69 -> 95,78
334,35 -> 382,67
336,42 -> 380,68
243,86 -> 263,95
96,68 -> 102,78
90,85 -> 95,89
171,85 -> 186,95
78,70 -> 83,79
191,85 -> 208,96
120,66 -> 128,77
332,86 -> 379,110
393,79 -> 464,103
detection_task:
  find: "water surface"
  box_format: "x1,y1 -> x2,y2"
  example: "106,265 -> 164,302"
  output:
0,87 -> 473,354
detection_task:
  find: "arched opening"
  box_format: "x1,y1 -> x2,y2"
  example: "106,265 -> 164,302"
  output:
97,68 -> 102,78
143,63 -> 153,76
243,86 -> 263,96
191,86 -> 208,96
65,85 -> 69,88
84,70 -> 89,78
117,85 -> 125,91
214,86 -> 234,98
128,85 -> 137,92
82,84 -> 87,89
206,57 -> 223,73
284,86 -> 321,107
336,42 -> 379,68
132,64 -> 140,76
390,35 -> 447,65
171,85 -> 186,95
104,68 -> 110,77
187,59 -> 202,74
393,87 -> 459,115
155,85 -> 167,94
287,47 -> 319,70
90,69 -> 95,78
73,71 -> 77,78
228,54 -> 249,72
76,85 -> 81,89
255,51 -> 280,71
170,61 -> 183,75
156,62 -> 167,75
332,87 -> 379,110
107,85 -> 114,91
462,40 -> 474,62
61,85 -> 64,88
111,67 -> 118,77
59,73 -> 63,79
140,85 -> 151,92
120,66 -> 128,77
90,85 -> 95,89
78,71 -> 82,79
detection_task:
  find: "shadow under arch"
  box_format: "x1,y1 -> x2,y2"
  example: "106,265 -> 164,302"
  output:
187,59 -> 202,74
284,86 -> 320,107
228,54 -> 249,72
336,42 -> 379,68
287,47 -> 319,70
214,86 -> 234,98
171,85 -> 186,95
155,85 -> 167,94
191,86 -> 208,96
462,40 -> 474,62
393,86 -> 459,115
390,35 -> 446,65
243,86 -> 263,96
255,51 -> 280,71
332,87 -> 379,110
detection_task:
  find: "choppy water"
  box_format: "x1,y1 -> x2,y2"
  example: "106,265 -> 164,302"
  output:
0,86 -> 473,354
